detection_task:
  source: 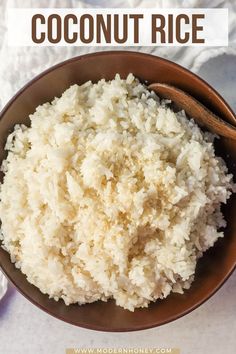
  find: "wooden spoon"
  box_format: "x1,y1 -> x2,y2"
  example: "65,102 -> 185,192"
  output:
149,83 -> 236,140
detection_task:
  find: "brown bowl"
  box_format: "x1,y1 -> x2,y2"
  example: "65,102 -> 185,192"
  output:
0,51 -> 235,331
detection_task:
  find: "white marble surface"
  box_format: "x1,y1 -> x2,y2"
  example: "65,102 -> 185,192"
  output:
0,53 -> 236,354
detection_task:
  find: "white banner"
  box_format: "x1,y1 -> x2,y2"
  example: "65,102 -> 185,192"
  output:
7,8 -> 228,47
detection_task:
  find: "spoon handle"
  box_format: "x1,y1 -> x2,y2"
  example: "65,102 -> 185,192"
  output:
149,83 -> 236,140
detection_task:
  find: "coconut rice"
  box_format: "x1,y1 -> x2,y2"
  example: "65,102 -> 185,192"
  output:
0,74 -> 234,311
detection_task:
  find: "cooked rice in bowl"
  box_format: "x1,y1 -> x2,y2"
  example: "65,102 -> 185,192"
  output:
0,74 -> 234,311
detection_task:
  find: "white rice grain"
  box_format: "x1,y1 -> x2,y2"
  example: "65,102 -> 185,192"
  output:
0,74 -> 234,311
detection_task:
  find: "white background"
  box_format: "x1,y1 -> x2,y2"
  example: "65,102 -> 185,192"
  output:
0,50 -> 235,354
7,8 -> 228,46
0,1 -> 236,353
